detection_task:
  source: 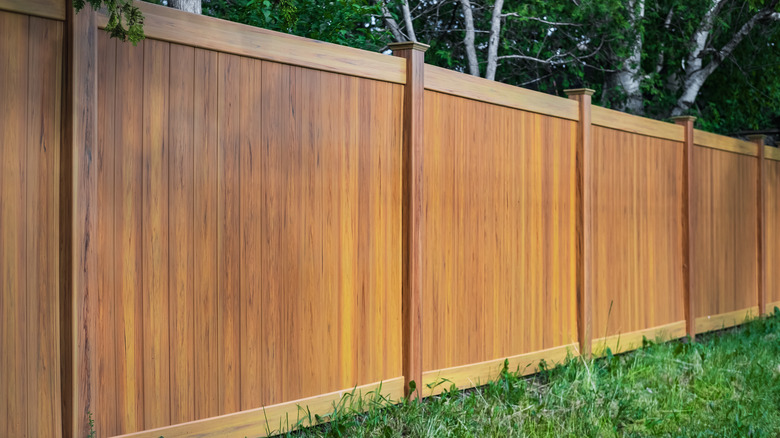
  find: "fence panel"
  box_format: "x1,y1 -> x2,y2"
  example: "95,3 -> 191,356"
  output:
0,9 -> 63,438
692,132 -> 759,332
94,30 -> 405,435
590,120 -> 686,353
421,86 -> 579,394
766,150 -> 780,309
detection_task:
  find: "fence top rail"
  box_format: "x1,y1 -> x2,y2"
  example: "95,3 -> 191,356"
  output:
423,64 -> 580,121
95,1 -> 406,84
694,129 -> 758,157
591,106 -> 684,142
0,0 -> 65,20
765,145 -> 780,161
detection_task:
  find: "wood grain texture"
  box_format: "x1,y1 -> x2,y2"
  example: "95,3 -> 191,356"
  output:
93,35 -> 403,434
96,28 -> 118,438
695,307 -> 758,334
63,3 -> 99,437
391,43 -> 426,398
765,146 -> 780,161
1,11 -> 29,438
94,0 -> 405,84
673,116 -> 696,338
422,344 -> 576,397
751,136 -> 766,315
424,64 -> 579,120
112,378 -> 404,438
591,321 -> 686,357
591,126 -> 685,339
691,146 -> 758,318
114,38 -> 145,433
591,106 -> 684,142
422,91 -> 579,373
0,0 -> 65,20
766,160 -> 780,306
567,90 -> 594,358
694,130 -> 758,156
141,38 -> 171,430
25,16 -> 63,438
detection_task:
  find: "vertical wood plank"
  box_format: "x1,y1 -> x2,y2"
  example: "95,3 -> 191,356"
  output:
193,48 -> 219,420
169,43 -> 196,424
240,56 -> 264,410
114,38 -> 145,433
389,41 -> 427,398
63,2 -> 98,436
338,74 -> 359,389
1,11 -> 29,438
565,88 -> 594,357
748,134 -> 767,316
217,52 -> 241,415
95,31 -> 117,438
142,38 -> 171,429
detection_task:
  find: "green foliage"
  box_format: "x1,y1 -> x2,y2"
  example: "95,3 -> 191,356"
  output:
204,0 -> 390,51
279,312 -> 780,437
74,0 -> 145,44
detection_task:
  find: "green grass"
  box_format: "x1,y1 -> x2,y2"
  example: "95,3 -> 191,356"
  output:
281,310 -> 780,437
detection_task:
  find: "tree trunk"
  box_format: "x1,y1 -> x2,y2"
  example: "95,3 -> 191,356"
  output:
459,0 -> 479,76
484,0 -> 505,81
612,0 -> 644,114
169,0 -> 201,14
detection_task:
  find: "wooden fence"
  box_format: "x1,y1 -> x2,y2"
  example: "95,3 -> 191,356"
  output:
0,0 -> 777,437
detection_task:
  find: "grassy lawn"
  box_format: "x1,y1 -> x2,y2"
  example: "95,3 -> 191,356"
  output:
286,311 -> 780,437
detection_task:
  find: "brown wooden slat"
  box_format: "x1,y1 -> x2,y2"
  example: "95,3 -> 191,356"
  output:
694,129 -> 758,156
169,43 -> 196,425
0,0 -> 65,20
96,30 -> 118,438
591,106 -> 684,142
1,10 -> 29,438
114,37 -> 145,434
94,1 -> 405,84
193,47 -> 220,420
424,64 -> 579,121
216,52 -> 241,416
141,38 -> 171,430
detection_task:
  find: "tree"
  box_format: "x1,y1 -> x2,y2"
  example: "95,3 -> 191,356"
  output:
170,0 -> 201,14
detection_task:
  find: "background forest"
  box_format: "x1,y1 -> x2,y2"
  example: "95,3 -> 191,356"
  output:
92,0 -> 780,135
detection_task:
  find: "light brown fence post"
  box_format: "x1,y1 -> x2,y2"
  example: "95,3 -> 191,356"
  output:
389,41 -> 428,399
748,134 -> 767,316
62,1 -> 98,437
672,116 -> 696,339
565,88 -> 594,358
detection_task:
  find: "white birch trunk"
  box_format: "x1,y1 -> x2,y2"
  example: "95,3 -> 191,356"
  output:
459,0 -> 479,76
169,0 -> 201,14
485,0 -> 505,81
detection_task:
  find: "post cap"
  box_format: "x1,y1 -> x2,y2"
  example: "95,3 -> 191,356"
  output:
564,88 -> 595,97
746,134 -> 767,143
670,115 -> 697,123
388,41 -> 430,53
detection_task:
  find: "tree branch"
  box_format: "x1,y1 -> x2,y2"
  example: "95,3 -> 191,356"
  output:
372,0 -> 403,42
501,13 -> 581,27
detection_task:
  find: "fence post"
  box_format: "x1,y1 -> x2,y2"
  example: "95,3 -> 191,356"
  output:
62,1 -> 98,437
672,116 -> 696,339
389,41 -> 428,399
748,134 -> 767,316
564,89 -> 594,358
